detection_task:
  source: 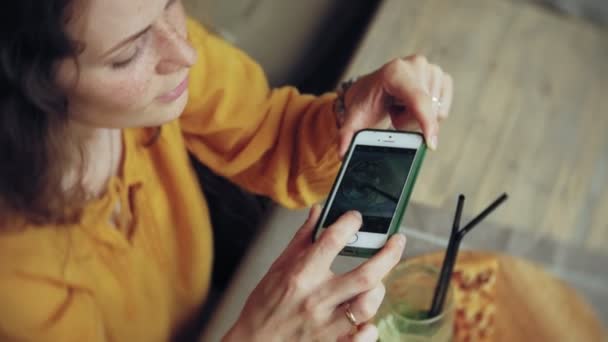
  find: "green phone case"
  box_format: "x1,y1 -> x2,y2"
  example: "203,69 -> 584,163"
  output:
313,129 -> 427,258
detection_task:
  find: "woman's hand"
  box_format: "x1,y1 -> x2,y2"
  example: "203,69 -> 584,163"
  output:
338,55 -> 454,156
223,205 -> 406,342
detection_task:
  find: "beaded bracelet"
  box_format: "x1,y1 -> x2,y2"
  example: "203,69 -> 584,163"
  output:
333,77 -> 358,128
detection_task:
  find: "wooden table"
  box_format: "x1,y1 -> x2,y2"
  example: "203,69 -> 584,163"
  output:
342,0 -> 608,250
405,251 -> 606,341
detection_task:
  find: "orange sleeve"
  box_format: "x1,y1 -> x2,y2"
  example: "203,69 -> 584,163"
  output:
0,272 -> 105,341
180,19 -> 341,208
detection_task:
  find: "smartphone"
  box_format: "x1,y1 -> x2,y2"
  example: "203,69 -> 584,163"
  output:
313,129 -> 426,258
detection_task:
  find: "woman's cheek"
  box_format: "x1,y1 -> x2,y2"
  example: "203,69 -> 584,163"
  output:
101,70 -> 154,110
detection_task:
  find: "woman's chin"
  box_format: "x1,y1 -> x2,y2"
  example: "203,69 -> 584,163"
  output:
149,91 -> 190,126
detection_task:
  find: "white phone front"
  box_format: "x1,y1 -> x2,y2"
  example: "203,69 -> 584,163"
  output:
314,129 -> 425,257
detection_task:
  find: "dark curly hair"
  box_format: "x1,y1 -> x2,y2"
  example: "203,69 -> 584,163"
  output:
0,0 -> 85,224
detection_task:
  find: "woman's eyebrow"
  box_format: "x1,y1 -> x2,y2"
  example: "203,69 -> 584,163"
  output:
101,26 -> 151,58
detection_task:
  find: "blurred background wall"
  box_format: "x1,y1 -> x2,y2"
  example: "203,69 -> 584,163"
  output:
185,0 -> 380,92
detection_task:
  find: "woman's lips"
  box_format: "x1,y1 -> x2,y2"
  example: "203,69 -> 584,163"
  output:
157,76 -> 189,103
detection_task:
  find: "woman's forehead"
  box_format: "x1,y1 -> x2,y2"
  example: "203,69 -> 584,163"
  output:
66,0 -> 167,58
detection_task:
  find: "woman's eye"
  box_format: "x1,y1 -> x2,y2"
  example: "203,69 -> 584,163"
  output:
110,32 -> 148,70
111,50 -> 139,69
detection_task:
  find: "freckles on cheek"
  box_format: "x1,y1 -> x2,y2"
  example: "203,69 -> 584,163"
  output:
111,78 -> 151,108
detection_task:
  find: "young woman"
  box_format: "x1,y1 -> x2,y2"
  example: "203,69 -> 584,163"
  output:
0,0 -> 453,340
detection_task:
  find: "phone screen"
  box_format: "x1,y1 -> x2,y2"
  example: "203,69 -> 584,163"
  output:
323,145 -> 417,234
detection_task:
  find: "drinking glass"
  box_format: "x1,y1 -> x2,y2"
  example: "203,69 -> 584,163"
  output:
376,263 -> 454,342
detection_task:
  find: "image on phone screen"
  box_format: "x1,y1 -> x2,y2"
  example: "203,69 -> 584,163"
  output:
323,145 -> 416,234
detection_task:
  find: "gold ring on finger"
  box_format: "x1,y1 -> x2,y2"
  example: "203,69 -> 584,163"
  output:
344,304 -> 358,327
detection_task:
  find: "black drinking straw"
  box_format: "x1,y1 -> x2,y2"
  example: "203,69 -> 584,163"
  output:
428,194 -> 465,318
428,193 -> 508,318
459,193 -> 508,237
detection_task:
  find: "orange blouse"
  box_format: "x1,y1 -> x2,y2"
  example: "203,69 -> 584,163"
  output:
0,19 -> 341,341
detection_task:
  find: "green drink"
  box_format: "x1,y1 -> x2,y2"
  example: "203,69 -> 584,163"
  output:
376,264 -> 454,342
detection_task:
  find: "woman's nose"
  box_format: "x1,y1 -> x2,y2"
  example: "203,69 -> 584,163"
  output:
153,19 -> 197,75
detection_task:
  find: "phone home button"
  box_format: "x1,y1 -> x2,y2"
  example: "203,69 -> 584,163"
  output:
348,233 -> 358,244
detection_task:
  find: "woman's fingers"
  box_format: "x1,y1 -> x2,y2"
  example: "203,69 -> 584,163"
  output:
438,74 -> 454,121
306,211 -> 363,270
331,283 -> 386,332
336,323 -> 379,342
408,55 -> 429,93
322,233 -> 405,306
428,65 -> 444,118
327,284 -> 384,342
381,58 -> 438,150
428,64 -> 443,99
348,283 -> 386,323
351,323 -> 379,342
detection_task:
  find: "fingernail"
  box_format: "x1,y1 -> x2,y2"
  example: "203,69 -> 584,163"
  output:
350,211 -> 362,220
429,135 -> 438,150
